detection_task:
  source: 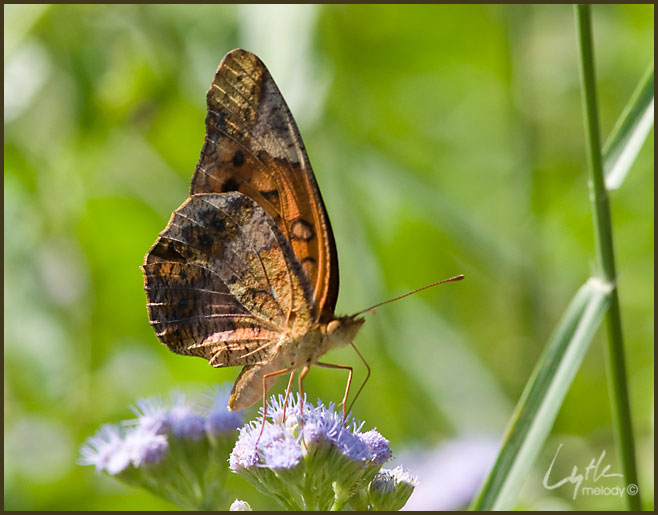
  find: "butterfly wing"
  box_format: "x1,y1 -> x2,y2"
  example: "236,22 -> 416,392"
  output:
142,192 -> 314,375
190,48 -> 339,323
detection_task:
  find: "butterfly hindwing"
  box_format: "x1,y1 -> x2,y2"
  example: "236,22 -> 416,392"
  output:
142,192 -> 314,368
190,48 -> 339,323
143,260 -> 271,365
229,361 -> 287,411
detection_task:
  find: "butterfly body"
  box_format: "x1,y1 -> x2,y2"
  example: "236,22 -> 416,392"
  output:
228,312 -> 365,411
280,315 -> 365,370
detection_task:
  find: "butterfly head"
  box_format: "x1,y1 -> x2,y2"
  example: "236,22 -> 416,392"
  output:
324,315 -> 365,350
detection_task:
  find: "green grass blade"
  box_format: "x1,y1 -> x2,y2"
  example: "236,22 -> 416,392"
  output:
603,64 -> 654,190
575,5 -> 642,510
471,278 -> 612,511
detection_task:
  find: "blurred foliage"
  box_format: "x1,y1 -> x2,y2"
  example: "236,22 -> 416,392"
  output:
4,4 -> 653,510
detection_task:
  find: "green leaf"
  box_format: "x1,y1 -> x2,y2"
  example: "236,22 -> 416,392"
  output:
471,278 -> 612,510
603,64 -> 654,190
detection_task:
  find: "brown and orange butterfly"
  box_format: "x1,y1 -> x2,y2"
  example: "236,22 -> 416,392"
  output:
142,49 -> 462,416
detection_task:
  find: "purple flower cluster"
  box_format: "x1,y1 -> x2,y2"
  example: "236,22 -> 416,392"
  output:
228,393 -> 407,510
80,420 -> 169,475
80,385 -> 243,476
81,387 -> 417,510
79,424 -> 135,475
229,393 -> 392,472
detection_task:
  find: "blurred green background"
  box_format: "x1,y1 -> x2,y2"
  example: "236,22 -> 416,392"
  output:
4,4 -> 653,510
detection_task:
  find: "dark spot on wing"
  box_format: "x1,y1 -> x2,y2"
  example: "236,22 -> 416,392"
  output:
274,156 -> 300,168
259,189 -> 281,212
221,178 -> 239,192
259,189 -> 280,203
232,150 -> 245,168
148,240 -> 186,263
208,110 -> 227,131
211,216 -> 226,232
198,233 -> 213,248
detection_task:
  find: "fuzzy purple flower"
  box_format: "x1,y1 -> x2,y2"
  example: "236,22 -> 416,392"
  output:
230,417 -> 304,472
80,384 -> 243,510
302,401 -> 372,462
204,385 -> 243,436
253,393 -> 374,462
166,394 -> 206,440
124,426 -> 169,466
360,429 -> 393,465
257,425 -> 304,469
229,393 -> 404,510
79,424 -> 131,475
130,396 -> 170,435
229,424 -> 265,472
80,422 -> 169,474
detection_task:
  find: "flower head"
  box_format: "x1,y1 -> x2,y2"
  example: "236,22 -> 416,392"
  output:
229,424 -> 261,472
302,400 -> 372,462
360,429 -> 393,465
123,425 -> 169,467
229,499 -> 252,511
79,424 -> 131,475
368,466 -> 418,511
204,385 -> 243,436
166,393 -> 206,440
130,396 -> 170,435
257,424 -> 304,469
80,384 -> 243,510
231,394 -> 377,471
229,393 -> 402,510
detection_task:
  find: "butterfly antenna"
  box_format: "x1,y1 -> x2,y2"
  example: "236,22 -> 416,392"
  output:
351,274 -> 464,317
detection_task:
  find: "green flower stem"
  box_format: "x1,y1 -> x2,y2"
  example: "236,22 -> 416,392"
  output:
329,491 -> 348,512
574,5 -> 641,510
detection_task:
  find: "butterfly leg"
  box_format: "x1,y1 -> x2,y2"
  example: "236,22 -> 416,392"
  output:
257,366 -> 295,445
316,362 -> 353,421
345,342 -> 371,416
281,370 -> 296,422
298,364 -> 310,449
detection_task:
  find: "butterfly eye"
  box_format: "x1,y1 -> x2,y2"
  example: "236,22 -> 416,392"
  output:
326,320 -> 341,335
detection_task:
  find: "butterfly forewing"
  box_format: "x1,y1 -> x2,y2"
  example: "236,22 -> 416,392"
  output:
190,49 -> 339,322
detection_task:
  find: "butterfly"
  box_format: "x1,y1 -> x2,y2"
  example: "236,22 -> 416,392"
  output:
142,49 -> 463,416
